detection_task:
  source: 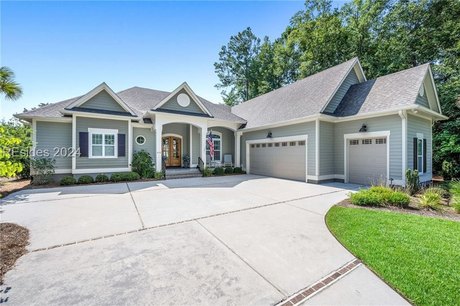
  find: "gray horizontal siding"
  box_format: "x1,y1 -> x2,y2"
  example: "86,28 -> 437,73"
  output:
133,127 -> 156,160
159,89 -> 205,114
240,121 -> 316,177
208,127 -> 235,163
79,90 -> 126,113
415,93 -> 430,108
334,115 -> 403,180
319,121 -> 334,175
35,121 -> 72,171
407,114 -> 432,182
323,68 -> 360,114
76,117 -> 128,169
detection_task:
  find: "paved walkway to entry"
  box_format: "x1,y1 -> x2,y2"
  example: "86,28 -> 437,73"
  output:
0,175 -> 408,305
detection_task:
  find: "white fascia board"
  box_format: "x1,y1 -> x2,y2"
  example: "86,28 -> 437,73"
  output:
152,82 -> 212,116
61,110 -> 135,121
66,82 -> 136,115
22,116 -> 73,123
427,65 -> 442,115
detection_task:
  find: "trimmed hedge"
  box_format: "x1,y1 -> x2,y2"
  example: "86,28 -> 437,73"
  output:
233,167 -> 243,174
78,175 -> 94,184
213,167 -> 225,176
95,174 -> 109,183
110,172 -> 141,182
224,167 -> 234,174
60,176 -> 76,186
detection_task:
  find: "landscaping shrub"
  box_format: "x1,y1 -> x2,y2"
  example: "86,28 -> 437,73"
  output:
387,191 -> 410,208
213,167 -> 225,176
350,190 -> 385,206
369,186 -> 393,195
224,167 -> 234,174
425,187 -> 450,199
233,167 -> 243,174
95,174 -> 109,183
110,173 -> 123,182
202,168 -> 213,177
419,191 -> 441,210
131,151 -> 155,178
60,176 -> 76,186
30,157 -> 55,185
405,169 -> 420,195
77,175 -> 94,184
450,181 -> 460,213
110,172 -> 140,182
154,172 -> 164,180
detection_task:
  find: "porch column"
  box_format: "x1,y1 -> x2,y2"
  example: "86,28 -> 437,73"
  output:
155,121 -> 163,172
235,131 -> 242,167
200,125 -> 207,166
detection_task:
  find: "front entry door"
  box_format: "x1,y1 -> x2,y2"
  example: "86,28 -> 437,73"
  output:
162,136 -> 181,167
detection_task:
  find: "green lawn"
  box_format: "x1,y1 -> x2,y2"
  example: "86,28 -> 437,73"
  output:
326,206 -> 460,306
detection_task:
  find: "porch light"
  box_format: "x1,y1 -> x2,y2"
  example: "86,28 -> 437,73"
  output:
267,132 -> 272,138
359,124 -> 367,133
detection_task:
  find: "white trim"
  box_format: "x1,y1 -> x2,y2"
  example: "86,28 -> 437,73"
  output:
55,169 -> 72,174
32,118 -> 37,154
153,82 -> 212,116
88,128 -> 118,159
245,135 -> 309,182
307,174 -> 345,181
60,110 -> 135,121
189,125 -> 193,168
71,115 -> 76,171
344,131 -> 391,184
128,120 -> 133,167
399,110 -> 407,186
206,130 -> 222,162
235,131 -> 242,167
162,133 -> 184,167
30,117 -> 73,123
66,82 -> 136,115
132,122 -> 153,128
315,119 -> 320,176
72,167 -> 131,174
135,135 -> 146,146
427,65 -> 442,115
415,135 -> 424,174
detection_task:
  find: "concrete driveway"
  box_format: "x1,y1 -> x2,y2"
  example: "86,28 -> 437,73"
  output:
0,175 -> 408,305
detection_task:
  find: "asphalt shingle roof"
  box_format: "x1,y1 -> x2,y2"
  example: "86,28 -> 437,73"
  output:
231,58 -> 359,129
332,64 -> 429,117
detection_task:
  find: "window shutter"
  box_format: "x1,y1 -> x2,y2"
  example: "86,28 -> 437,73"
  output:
423,139 -> 427,173
413,138 -> 418,170
79,132 -> 88,157
118,134 -> 126,157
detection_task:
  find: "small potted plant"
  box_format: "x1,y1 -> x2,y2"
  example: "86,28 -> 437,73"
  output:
182,154 -> 190,168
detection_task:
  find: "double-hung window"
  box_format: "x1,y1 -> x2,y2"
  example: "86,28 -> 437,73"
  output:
89,128 -> 118,158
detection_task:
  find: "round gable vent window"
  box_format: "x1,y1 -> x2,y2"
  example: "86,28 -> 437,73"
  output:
177,93 -> 191,107
135,135 -> 146,145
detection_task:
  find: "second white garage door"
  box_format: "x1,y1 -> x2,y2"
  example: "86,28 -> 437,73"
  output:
248,139 -> 307,181
348,137 -> 387,185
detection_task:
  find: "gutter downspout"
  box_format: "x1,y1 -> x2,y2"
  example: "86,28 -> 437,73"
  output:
398,110 -> 407,186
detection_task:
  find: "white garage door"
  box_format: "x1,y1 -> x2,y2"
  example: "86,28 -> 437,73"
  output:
249,140 -> 306,181
348,137 -> 387,185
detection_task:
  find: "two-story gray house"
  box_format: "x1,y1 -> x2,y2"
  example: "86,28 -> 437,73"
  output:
16,58 -> 446,186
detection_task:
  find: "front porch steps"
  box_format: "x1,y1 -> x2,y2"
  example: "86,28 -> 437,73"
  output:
165,168 -> 202,180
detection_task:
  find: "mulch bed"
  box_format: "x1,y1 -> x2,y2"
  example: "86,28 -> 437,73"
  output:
0,223 -> 29,285
337,199 -> 460,222
0,179 -> 31,198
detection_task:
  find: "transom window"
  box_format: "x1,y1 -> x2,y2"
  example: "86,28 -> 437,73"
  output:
350,139 -> 359,145
89,128 -> 117,158
375,138 -> 386,144
298,141 -> 306,146
362,139 -> 372,145
206,132 -> 222,161
282,142 -> 288,147
289,141 -> 296,146
275,143 -> 280,147
268,143 -> 273,147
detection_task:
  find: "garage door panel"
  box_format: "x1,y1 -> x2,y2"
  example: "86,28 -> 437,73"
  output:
249,142 -> 306,181
348,139 -> 387,185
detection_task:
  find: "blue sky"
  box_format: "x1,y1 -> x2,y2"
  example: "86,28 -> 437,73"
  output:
1,1 -> 343,120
